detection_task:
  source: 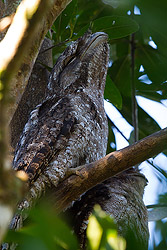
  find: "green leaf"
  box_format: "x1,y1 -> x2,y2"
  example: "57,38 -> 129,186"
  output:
6,231 -> 49,250
104,75 -> 122,109
5,202 -> 78,250
74,0 -> 105,33
27,204 -> 78,250
53,0 -> 78,41
87,206 -> 126,250
93,206 -> 116,231
137,0 -> 167,53
108,56 -> 131,97
136,45 -> 167,83
136,81 -> 167,102
116,38 -> 129,58
92,16 -> 139,39
76,16 -> 139,40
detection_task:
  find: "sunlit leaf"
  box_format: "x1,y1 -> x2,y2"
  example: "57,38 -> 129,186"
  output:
87,214 -> 103,250
87,205 -> 123,250
107,230 -> 126,250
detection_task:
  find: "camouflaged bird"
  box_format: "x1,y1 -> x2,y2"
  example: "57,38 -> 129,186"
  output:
12,31 -> 109,218
2,31 -> 149,250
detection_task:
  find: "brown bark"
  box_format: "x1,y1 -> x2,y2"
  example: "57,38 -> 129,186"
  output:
53,127 -> 167,211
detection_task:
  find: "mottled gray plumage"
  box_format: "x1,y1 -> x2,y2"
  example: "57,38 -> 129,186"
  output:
13,31 -> 109,212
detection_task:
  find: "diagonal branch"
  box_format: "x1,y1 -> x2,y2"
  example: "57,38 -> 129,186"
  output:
53,127 -> 167,212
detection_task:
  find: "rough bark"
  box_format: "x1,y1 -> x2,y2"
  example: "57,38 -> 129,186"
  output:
10,38 -> 53,148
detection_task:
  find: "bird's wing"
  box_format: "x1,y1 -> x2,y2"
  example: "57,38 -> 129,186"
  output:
13,96 -> 77,184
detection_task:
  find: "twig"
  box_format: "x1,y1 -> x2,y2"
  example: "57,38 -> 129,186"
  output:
130,9 -> 138,142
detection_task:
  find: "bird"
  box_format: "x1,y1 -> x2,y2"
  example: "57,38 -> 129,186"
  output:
2,31 -> 149,250
11,31 -> 109,229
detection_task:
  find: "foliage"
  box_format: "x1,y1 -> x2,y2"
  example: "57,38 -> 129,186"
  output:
4,203 -> 126,250
87,205 -> 126,250
5,201 -> 78,250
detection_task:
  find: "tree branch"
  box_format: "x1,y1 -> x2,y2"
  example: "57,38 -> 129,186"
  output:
53,127 -> 167,212
0,0 -> 72,122
0,0 -> 71,242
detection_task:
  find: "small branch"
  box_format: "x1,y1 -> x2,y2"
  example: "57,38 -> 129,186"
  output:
130,33 -> 138,142
0,14 -> 14,32
53,128 -> 167,212
108,117 -> 128,142
130,7 -> 138,142
40,38 -> 70,54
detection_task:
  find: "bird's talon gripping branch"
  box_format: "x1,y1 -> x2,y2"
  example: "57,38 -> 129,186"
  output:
65,166 -> 84,178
